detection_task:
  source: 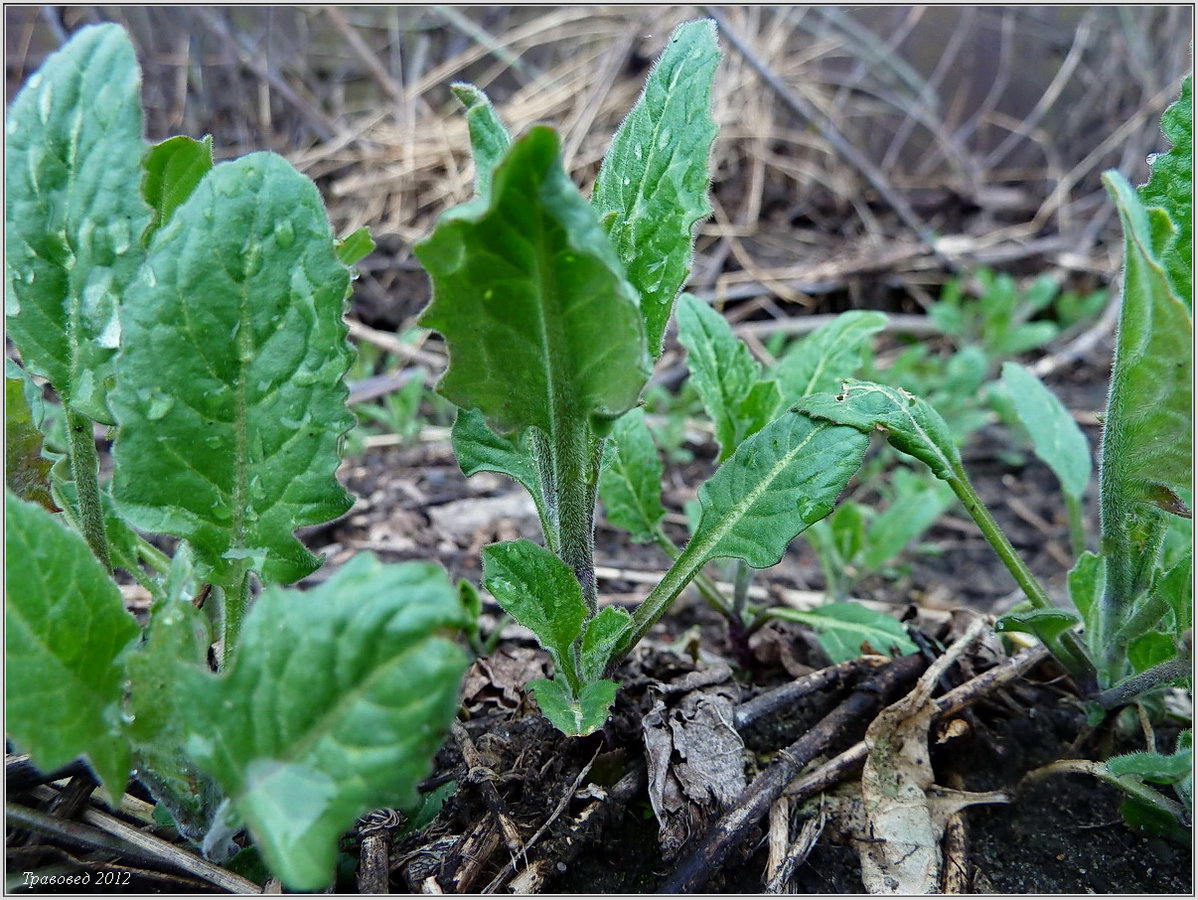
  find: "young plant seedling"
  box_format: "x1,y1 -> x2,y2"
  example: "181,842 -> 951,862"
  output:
5,25 -> 471,890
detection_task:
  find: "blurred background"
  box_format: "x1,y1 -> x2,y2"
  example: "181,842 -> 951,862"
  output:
6,5 -> 1193,332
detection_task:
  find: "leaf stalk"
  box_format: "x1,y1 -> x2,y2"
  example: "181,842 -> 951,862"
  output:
65,408 -> 111,572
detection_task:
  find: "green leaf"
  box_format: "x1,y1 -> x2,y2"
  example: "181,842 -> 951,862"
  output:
690,412 -> 870,568
528,677 -> 619,737
5,24 -> 151,423
773,311 -> 888,403
1001,362 -> 1092,500
142,134 -> 214,243
1157,552 -> 1193,633
580,606 -> 632,683
591,20 -> 720,356
5,490 -> 139,799
860,474 -> 953,572
796,381 -> 962,481
417,126 -> 649,436
451,407 -> 543,507
451,83 -> 511,199
481,539 -> 585,684
1108,744 -> 1193,785
1137,75 -> 1192,304
111,153 -> 355,589
768,602 -> 917,663
126,548 -> 221,841
994,608 -> 1082,644
676,293 -> 766,460
1099,171 -> 1192,609
1068,551 -> 1105,635
1127,632 -> 1177,674
5,375 -> 57,511
181,554 -> 469,892
598,408 -> 665,542
334,227 -> 375,267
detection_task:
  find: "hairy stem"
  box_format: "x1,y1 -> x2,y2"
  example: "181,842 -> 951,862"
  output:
654,528 -> 733,616
65,408 -> 111,572
220,570 -> 252,666
1094,652 -> 1192,710
615,539 -> 709,661
732,558 -> 752,624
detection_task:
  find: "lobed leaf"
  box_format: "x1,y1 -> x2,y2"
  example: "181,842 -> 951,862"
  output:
5,24 -> 151,423
796,380 -> 962,481
769,602 -> 916,664
5,375 -> 57,511
1000,362 -> 1091,500
529,677 -> 619,737
451,83 -> 511,199
417,127 -> 649,436
111,153 -> 355,588
1099,172 -> 1192,608
591,20 -> 720,356
598,407 -> 666,542
773,310 -> 888,404
1137,75 -> 1192,305
181,554 -> 469,891
690,412 -> 870,568
5,491 -> 140,799
141,134 -> 214,243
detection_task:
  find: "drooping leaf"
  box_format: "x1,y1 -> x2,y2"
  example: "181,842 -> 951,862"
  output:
5,24 -> 151,423
796,381 -> 962,481
1099,171 -> 1192,609
451,407 -> 543,508
451,83 -> 511,198
689,412 -> 870,568
5,375 -> 57,510
1137,75 -> 1192,304
334,227 -> 375,268
994,608 -> 1082,644
1001,362 -> 1091,500
142,134 -> 214,243
126,547 -> 221,841
598,407 -> 665,542
417,126 -> 649,436
529,676 -> 620,737
481,539 -> 585,684
591,20 -> 720,356
773,311 -> 888,403
111,153 -> 355,589
5,490 -> 139,799
676,293 -> 767,460
181,554 -> 469,892
768,602 -> 917,664
580,606 -> 632,683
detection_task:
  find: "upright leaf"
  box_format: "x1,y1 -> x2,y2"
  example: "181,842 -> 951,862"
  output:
1099,172 -> 1193,610
591,20 -> 720,356
417,126 -> 649,436
676,292 -> 765,460
1068,551 -> 1105,635
580,606 -> 632,682
797,381 -> 962,481
141,134 -> 214,243
5,375 -> 56,510
1137,75 -> 1192,304
690,412 -> 870,568
451,83 -> 511,198
1000,362 -> 1091,500
5,491 -> 139,799
599,407 -> 665,542
111,153 -> 355,588
5,24 -> 151,423
528,677 -> 619,738
181,555 -> 469,892
773,311 -> 888,403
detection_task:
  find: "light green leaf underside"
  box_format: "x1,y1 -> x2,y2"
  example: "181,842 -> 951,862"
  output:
5,374 -> 56,511
452,82 -> 511,199
1137,75 -> 1192,305
181,554 -> 470,892
580,606 -> 632,683
111,152 -> 355,588
1099,172 -> 1193,605
693,412 -> 870,568
5,24 -> 151,423
770,602 -> 917,664
142,134 -> 214,244
676,292 -> 764,460
796,380 -> 962,482
1001,362 -> 1091,500
529,677 -> 619,737
1068,551 -> 1104,635
599,407 -> 665,542
591,20 -> 720,356
417,126 -> 649,436
451,407 -> 543,504
5,491 -> 139,799
772,310 -> 888,404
